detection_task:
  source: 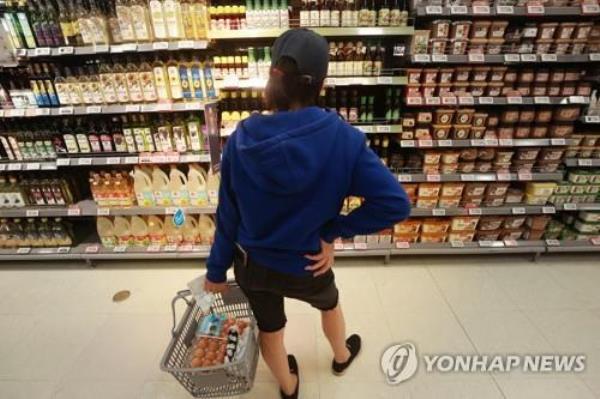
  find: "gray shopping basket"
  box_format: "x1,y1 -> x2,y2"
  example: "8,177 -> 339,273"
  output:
160,282 -> 259,398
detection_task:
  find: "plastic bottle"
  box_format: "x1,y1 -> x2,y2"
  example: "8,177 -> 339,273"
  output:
197,214 -> 215,244
130,215 -> 150,247
147,215 -> 166,245
96,216 -> 116,247
113,215 -> 133,246
152,166 -> 172,206
181,215 -> 199,244
206,167 -> 220,205
132,166 -> 155,206
187,164 -> 208,206
168,165 -> 189,206
164,215 -> 183,244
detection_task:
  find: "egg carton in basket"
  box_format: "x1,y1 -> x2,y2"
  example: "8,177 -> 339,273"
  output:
160,282 -> 259,398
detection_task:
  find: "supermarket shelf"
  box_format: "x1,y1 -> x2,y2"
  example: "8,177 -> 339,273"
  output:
0,101 -> 216,119
55,152 -> 210,167
415,5 -> 600,17
398,138 -> 574,148
0,206 -> 75,218
545,240 -> 600,253
556,203 -> 600,211
581,115 -> 600,123
21,41 -> 209,58
564,158 -> 600,167
396,171 -> 564,183
221,124 -> 402,136
410,205 -> 557,217
208,26 -> 414,39
0,161 -> 58,171
215,76 -> 406,89
0,246 -> 82,261
411,53 -> 599,64
405,96 -> 589,106
390,241 -> 546,255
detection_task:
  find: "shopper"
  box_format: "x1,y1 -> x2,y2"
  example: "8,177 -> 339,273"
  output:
204,28 -> 410,399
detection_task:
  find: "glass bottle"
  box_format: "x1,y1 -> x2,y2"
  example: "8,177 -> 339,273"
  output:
378,0 -> 390,26
53,66 -> 71,105
88,62 -> 104,104
75,0 -> 95,44
189,56 -> 205,100
131,0 -> 153,41
152,55 -> 171,102
45,0 -> 64,46
125,56 -> 143,103
17,0 -> 38,48
99,60 -> 118,104
77,66 -> 94,104
191,0 -> 208,39
29,0 -> 48,48
89,0 -> 110,44
358,0 -> 369,27
299,0 -> 309,27
107,0 -> 123,44
113,57 -> 131,103
58,0 -> 76,45
353,42 -> 363,76
116,0 -> 136,42
139,56 -> 158,103
65,66 -> 83,105
389,0 -> 400,27
166,55 -> 183,100
149,0 -> 168,39
319,0 -> 330,26
68,0 -> 83,45
180,0 -> 195,39
163,0 -> 184,39
178,54 -> 193,100
350,0 -> 358,27
331,0 -> 340,27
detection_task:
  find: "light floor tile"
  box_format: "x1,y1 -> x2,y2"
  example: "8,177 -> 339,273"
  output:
494,375 -> 596,399
52,380 -> 142,399
0,380 -> 55,399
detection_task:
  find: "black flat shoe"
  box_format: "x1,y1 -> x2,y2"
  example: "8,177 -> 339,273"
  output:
280,354 -> 299,399
332,334 -> 361,376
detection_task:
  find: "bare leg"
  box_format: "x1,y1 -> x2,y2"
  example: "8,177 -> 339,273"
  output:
321,303 -> 351,363
259,329 -> 298,395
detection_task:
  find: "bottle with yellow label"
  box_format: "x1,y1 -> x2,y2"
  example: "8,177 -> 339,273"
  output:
125,56 -> 144,103
53,67 -> 71,106
191,0 -> 208,39
180,0 -> 195,39
112,57 -> 131,103
149,0 -> 168,39
65,66 -> 83,105
163,0 -> 184,39
130,0 -> 153,41
152,55 -> 171,103
167,55 -> 183,100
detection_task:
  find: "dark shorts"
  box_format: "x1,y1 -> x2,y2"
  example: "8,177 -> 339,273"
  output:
233,247 -> 339,333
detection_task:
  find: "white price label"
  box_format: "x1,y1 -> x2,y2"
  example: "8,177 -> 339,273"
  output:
151,154 -> 167,163
138,154 -> 153,163
35,108 -> 50,116
504,54 -> 520,62
357,126 -> 373,133
35,47 -> 51,56
414,54 -> 431,63
147,244 -> 161,252
0,164 -> 5,171
57,247 -> 70,254
125,104 -> 140,112
471,139 -> 486,146
432,54 -> 448,62
184,102 -> 201,111
141,104 -> 157,112
569,96 -> 587,104
11,109 -> 25,117
121,43 -> 137,52
156,103 -> 171,111
591,237 -> 600,246
113,245 -> 128,253
177,40 -> 195,49
56,158 -> 70,166
418,139 -> 433,147
478,97 -> 494,104
354,242 -> 368,250
425,5 -> 443,14
26,209 -> 40,217
563,203 -> 578,211
584,115 -> 600,123
527,5 -> 545,14
166,153 -> 180,163
438,140 -> 453,147
58,106 -> 74,115
407,97 -> 423,105
507,96 -> 523,104
395,241 -> 410,249
165,207 -> 178,215
93,44 -> 109,53
504,239 -> 518,247
542,206 -> 556,214
578,159 -> 594,166
57,46 -> 74,54
376,125 -> 392,133
478,240 -> 496,247
179,244 -> 193,252
152,41 -> 169,50
192,245 -> 210,252
38,248 -> 55,254
541,54 -> 557,62
459,96 -> 475,105
86,105 -> 102,114
96,207 -> 110,216
334,243 -> 344,251
589,54 -> 600,61
25,162 -> 40,170
512,207 -> 526,215
432,208 -> 446,216
497,172 -> 512,181
325,78 -> 336,86
546,239 -> 561,247
426,174 -> 441,182
124,156 -> 139,164
468,54 -> 485,62
16,49 -> 27,57
67,206 -> 81,216
520,54 -> 537,62
461,174 -> 475,181
77,158 -> 92,165
472,5 -> 490,13
496,5 -> 514,13
85,245 -> 99,253
41,162 -> 56,170
450,5 -> 467,13
582,3 -> 600,13
468,208 -> 482,215
17,247 -> 32,254
534,96 -> 551,104
106,157 -> 120,165
425,97 -> 441,105
377,76 -> 393,84
110,44 -> 124,53
343,243 -> 354,250
8,163 -> 21,171
398,174 -> 413,182
550,138 -> 566,146
450,240 -> 465,248
442,96 -> 457,105
401,140 -> 415,148
518,172 -> 533,181
484,139 -> 498,146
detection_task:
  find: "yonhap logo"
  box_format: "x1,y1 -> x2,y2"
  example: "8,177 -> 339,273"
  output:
381,342 -> 418,384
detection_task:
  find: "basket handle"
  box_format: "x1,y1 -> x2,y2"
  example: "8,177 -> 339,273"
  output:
170,289 -> 193,337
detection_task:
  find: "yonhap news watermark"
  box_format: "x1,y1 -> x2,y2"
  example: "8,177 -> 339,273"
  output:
381,342 -> 586,385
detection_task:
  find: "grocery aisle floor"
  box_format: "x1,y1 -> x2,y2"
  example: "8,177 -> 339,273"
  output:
1,254 -> 600,399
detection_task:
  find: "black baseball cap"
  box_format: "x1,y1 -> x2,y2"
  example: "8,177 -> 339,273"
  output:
271,28 -> 329,84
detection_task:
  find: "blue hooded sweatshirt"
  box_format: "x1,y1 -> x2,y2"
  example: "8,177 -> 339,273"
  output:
206,106 -> 411,283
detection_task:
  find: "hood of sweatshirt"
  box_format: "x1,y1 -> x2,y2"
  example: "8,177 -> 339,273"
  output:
233,107 -> 341,195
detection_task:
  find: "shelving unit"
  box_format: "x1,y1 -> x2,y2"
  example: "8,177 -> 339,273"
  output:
396,172 -> 564,183
215,76 -> 407,90
564,159 -> 600,167
415,5 -> 600,17
411,53 -> 600,64
397,138 -> 574,148
405,96 -> 589,106
208,26 -> 415,39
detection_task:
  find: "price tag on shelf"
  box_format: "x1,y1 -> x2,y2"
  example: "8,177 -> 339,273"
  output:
442,96 -> 457,105
58,106 -> 74,115
425,97 -> 441,105
584,115 -> 600,123
77,158 -> 92,165
407,97 -> 423,105
93,44 -> 109,53
569,96 -> 587,104
496,5 -> 514,13
141,104 -> 157,112
35,47 -> 51,56
184,102 -> 202,111
484,139 -> 498,146
512,207 -> 526,215
38,248 -> 56,254
542,206 -> 556,214
86,105 -> 102,114
25,162 -> 40,170
113,245 -> 128,253
85,244 -> 99,253
450,240 -> 465,248
418,139 -> 433,147
8,163 -> 21,171
582,3 -> 600,13
478,97 -> 494,105
432,208 -> 446,216
450,5 -> 467,13
166,153 -> 180,163
377,76 -> 393,84
478,240 -> 500,248
96,207 -> 110,216
520,54 -> 537,62
398,174 -> 413,182
41,162 -> 56,170
334,243 -> 344,251
125,104 -> 140,112
343,243 -> 354,250
527,5 -> 545,14
578,159 -> 594,166
183,154 -> 201,162
357,125 -> 373,133
376,125 -> 391,133
121,43 -> 137,52
67,206 -> 81,216
147,244 -> 161,252
518,171 -> 533,181
438,140 -> 453,147
152,41 -> 169,50
110,44 -> 124,53
179,244 -> 193,252
541,54 -> 558,62
151,154 -> 167,163
546,239 -> 561,247
138,153 -> 153,163
523,28 -> 538,38
589,54 -> 600,61
426,174 -> 441,182
550,138 -> 566,146
461,174 -> 475,181
106,157 -> 120,165
192,245 -> 210,252
395,241 -> 410,249
497,172 -> 512,181
563,203 -> 578,211
591,237 -> 600,246
503,53 -> 520,62
124,156 -> 139,164
10,109 -> 25,117
165,207 -> 178,215
56,158 -> 70,166
472,5 -> 490,13
35,108 -> 51,116
354,242 -> 368,250
57,247 -> 70,254
156,103 -> 171,111
0,164 -> 5,171
413,54 -> 431,63
534,96 -> 551,104
425,5 -> 443,14
17,247 -> 32,254
468,53 -> 485,62
471,139 -> 486,146
459,96 -> 475,105
507,96 -> 523,104
177,40 -> 195,49
25,209 -> 39,217
504,239 -> 518,247
432,54 -> 448,62
401,140 -> 415,148
56,46 -> 73,55
468,208 -> 482,215
16,49 -> 27,57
